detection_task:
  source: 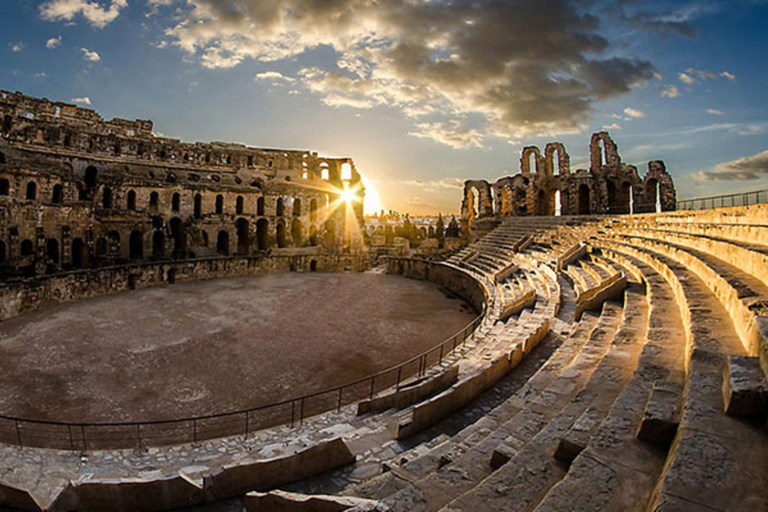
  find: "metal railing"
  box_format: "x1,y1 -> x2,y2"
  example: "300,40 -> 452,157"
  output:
677,189 -> 768,211
0,301 -> 487,451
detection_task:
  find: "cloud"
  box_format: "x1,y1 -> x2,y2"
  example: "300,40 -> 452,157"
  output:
254,71 -> 295,83
661,84 -> 680,98
695,149 -> 768,181
71,96 -> 92,105
34,72 -> 48,78
679,67 -> 736,86
624,107 -> 645,118
706,108 -> 724,116
46,36 -> 63,49
602,122 -> 622,131
40,0 -> 127,28
400,178 -> 465,192
614,4 -> 701,39
679,72 -> 696,85
409,121 -> 484,150
10,42 -> 24,53
158,0 -> 658,140
80,47 -> 101,61
720,71 -> 736,81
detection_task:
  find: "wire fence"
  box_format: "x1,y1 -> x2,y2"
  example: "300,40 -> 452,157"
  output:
0,299 -> 487,451
677,189 -> 768,211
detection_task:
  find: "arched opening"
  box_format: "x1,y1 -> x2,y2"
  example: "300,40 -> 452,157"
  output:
20,239 -> 34,257
324,219 -> 336,246
236,196 -> 244,215
551,148 -> 560,176
26,181 -> 37,200
167,269 -> 176,284
102,187 -> 113,209
215,194 -> 224,214
0,179 -> 8,195
599,139 -> 607,167
276,220 -> 287,248
127,190 -> 136,210
71,238 -> 85,268
194,194 -> 202,218
528,152 -> 537,174
470,188 -> 480,219
0,240 -> 5,265
46,239 -> 59,264
578,184 -> 591,215
341,162 -> 353,181
555,190 -> 562,217
52,184 -> 63,204
321,168 -> 330,180
0,152 -> 4,165
1,115 -> 11,134
606,180 -> 617,213
537,190 -> 547,216
149,191 -> 159,210
310,260 -> 318,272
236,218 -> 249,255
276,197 -> 285,217
172,193 -> 180,212
292,218 -> 303,246
256,218 -> 269,251
293,197 -> 301,217
309,224 -> 318,246
84,166 -> 98,189
257,197 -> 265,216
620,181 -> 632,214
310,198 -> 318,222
170,218 -> 184,258
129,230 -> 143,260
202,230 -> 209,247
152,231 -> 165,259
216,230 -> 229,255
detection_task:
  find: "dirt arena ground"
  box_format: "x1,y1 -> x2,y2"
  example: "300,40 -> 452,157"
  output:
0,273 -> 476,423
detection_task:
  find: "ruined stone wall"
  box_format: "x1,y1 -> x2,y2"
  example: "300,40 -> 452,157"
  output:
0,90 -> 365,278
461,131 -> 676,226
0,253 -> 366,322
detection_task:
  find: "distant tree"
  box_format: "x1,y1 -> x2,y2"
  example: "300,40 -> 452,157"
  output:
446,216 -> 460,238
435,214 -> 445,247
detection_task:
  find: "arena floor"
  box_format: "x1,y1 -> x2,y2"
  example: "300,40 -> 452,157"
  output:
0,273 -> 477,423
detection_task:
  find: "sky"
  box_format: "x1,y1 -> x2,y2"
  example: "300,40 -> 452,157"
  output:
1,0 -> 767,215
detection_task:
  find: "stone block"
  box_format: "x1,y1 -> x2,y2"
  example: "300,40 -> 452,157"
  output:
245,490 -> 386,511
723,355 -> 768,417
637,381 -> 681,446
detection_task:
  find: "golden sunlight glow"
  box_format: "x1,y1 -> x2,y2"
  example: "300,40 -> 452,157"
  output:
360,175 -> 382,215
340,186 -> 357,204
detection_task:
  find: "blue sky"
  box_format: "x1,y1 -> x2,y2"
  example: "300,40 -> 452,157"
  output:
1,0 -> 767,215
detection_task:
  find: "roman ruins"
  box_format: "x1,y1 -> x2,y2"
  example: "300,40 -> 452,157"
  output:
0,92 -> 766,512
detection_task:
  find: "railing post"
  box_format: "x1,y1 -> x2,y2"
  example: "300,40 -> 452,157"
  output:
193,419 -> 197,445
136,424 -> 142,450
291,400 -> 296,427
244,411 -> 249,440
81,425 -> 87,452
439,344 -> 443,364
14,420 -> 22,447
68,424 -> 75,451
299,398 -> 305,426
337,388 -> 343,413
369,377 -> 375,399
396,366 -> 402,391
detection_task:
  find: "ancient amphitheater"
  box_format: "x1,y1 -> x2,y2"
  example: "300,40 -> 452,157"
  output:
0,91 -> 767,512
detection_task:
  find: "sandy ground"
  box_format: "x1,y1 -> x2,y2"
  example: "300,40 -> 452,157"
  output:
0,273 -> 476,423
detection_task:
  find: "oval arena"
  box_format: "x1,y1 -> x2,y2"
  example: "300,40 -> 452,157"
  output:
0,92 -> 767,512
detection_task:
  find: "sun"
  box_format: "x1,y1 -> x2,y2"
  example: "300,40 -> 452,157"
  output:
360,175 -> 382,215
340,186 -> 357,204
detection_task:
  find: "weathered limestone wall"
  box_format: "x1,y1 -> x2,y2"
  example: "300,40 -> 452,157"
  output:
0,253 -> 367,322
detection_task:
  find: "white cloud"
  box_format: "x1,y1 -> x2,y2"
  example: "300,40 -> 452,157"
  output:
34,72 -> 48,78
706,108 -> 724,116
40,0 -> 127,29
624,107 -> 645,119
678,72 -> 696,84
409,121 -> 484,150
71,96 -> 92,105
400,178 -> 465,192
80,47 -> 101,61
254,71 -> 295,83
11,42 -> 24,53
720,71 -> 736,81
661,84 -> 680,98
602,122 -> 622,131
46,36 -> 63,49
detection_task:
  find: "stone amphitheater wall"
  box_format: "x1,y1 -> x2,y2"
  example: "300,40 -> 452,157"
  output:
0,253 -> 366,322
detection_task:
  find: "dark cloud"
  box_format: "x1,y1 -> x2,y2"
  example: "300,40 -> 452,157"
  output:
696,149 -> 768,181
162,0 -> 665,143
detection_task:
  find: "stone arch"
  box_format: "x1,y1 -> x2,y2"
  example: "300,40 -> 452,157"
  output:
293,197 -> 301,217
236,195 -> 244,215
461,180 -> 493,223
129,230 -> 143,260
71,238 -> 85,268
590,131 -> 620,171
102,187 -> 113,209
169,217 -> 185,258
216,230 -> 229,255
236,218 -> 249,255
0,179 -> 9,195
46,238 -> 59,264
257,196 -> 265,216
292,218 -> 303,246
324,219 -> 336,246
127,190 -> 136,210
52,184 -> 63,204
215,194 -> 224,214
194,193 -> 202,218
276,220 -> 287,248
20,239 -> 34,257
578,184 -> 591,215
149,191 -> 159,210
310,198 -> 318,222
521,146 -> 544,175
172,192 -> 181,212
644,160 -> 676,212
256,218 -> 269,250
26,181 -> 37,200
545,142 -> 570,176
309,224 -> 318,246
0,152 -> 4,165
276,197 -> 285,217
